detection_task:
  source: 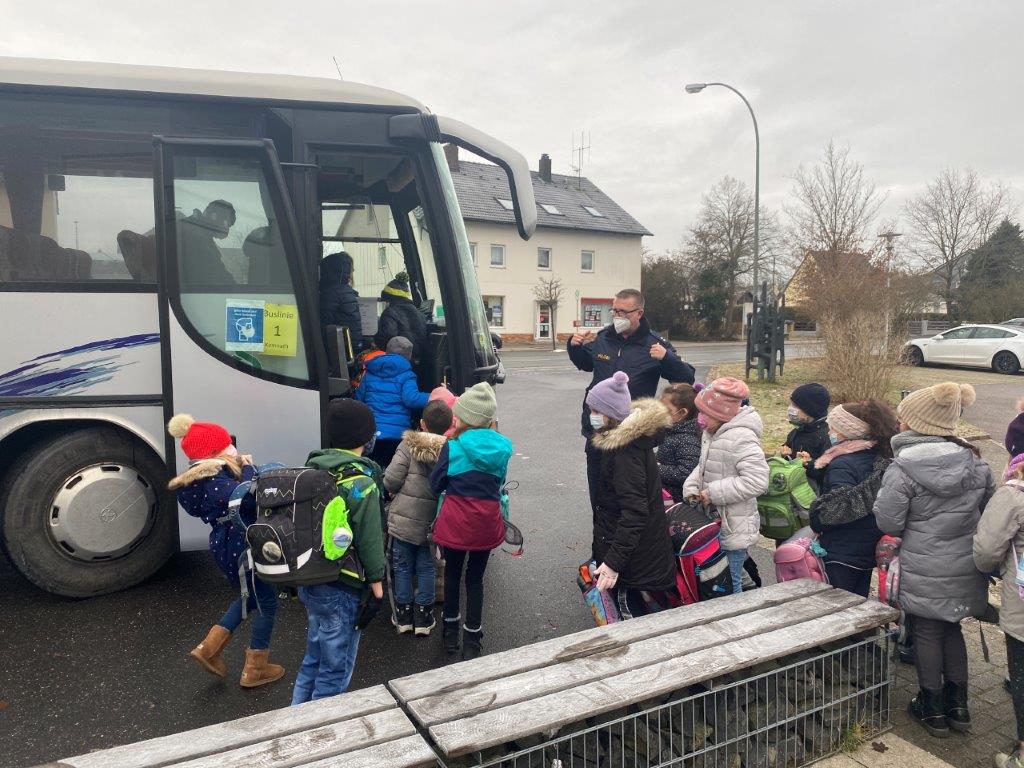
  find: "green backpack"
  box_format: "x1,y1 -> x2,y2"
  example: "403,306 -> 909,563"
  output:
757,456 -> 817,540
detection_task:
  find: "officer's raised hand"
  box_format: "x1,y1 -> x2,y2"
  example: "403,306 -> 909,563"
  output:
649,342 -> 667,360
571,329 -> 595,346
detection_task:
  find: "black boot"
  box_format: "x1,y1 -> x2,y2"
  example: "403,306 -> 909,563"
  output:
413,604 -> 436,637
462,627 -> 483,661
391,603 -> 413,634
442,617 -> 460,655
908,688 -> 950,738
943,680 -> 971,733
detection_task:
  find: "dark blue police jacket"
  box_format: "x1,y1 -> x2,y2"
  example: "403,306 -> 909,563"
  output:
567,317 -> 695,437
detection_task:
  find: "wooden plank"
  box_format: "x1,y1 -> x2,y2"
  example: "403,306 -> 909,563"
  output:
429,600 -> 898,757
389,579 -> 830,703
167,708 -> 414,768
408,589 -> 864,727
299,734 -> 437,768
58,685 -> 397,768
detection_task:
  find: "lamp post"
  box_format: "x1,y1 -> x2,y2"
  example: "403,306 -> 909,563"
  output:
685,82 -> 760,294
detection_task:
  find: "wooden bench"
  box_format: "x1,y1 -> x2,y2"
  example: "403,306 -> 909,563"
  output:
38,684 -> 436,768
389,579 -> 899,759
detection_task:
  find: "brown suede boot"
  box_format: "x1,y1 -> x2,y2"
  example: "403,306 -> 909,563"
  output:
239,648 -> 285,688
189,625 -> 231,678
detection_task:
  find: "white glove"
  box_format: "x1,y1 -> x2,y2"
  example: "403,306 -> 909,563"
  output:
594,562 -> 619,591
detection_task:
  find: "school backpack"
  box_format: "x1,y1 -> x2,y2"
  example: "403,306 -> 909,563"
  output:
774,528 -> 829,584
757,456 -> 817,540
577,561 -> 622,627
236,467 -> 360,587
875,535 -> 901,607
676,519 -> 734,604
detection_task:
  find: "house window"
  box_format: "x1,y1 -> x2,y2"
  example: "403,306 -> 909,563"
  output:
483,295 -> 504,327
581,298 -> 612,328
496,198 -> 514,211
469,242 -> 477,265
540,203 -> 562,215
537,247 -> 551,269
581,250 -> 595,272
490,244 -> 505,268
582,205 -> 604,217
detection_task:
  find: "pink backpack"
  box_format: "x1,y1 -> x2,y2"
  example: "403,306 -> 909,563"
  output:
774,536 -> 829,584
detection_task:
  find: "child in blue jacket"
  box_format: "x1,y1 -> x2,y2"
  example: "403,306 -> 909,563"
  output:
167,414 -> 284,688
355,335 -> 430,468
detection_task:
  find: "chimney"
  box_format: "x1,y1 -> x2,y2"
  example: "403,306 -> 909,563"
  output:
539,153 -> 552,182
443,143 -> 459,173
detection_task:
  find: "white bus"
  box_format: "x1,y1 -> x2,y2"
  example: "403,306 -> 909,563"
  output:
0,57 -> 536,597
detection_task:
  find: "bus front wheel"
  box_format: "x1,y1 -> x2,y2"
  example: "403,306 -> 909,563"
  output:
1,425 -> 175,597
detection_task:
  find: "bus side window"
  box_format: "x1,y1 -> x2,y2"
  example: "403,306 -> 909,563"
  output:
170,150 -> 310,382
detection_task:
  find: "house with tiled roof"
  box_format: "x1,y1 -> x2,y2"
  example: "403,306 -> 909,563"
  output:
445,146 -> 650,342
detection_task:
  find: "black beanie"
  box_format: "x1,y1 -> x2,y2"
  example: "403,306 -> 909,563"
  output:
790,383 -> 830,421
1006,412 -> 1024,457
327,399 -> 377,449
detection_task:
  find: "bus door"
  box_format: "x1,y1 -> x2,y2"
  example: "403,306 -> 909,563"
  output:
154,138 -> 323,545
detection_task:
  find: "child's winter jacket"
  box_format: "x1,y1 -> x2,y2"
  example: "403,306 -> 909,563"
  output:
429,428 -> 513,551
384,430 -> 446,546
974,481 -> 1024,643
592,398 -> 677,591
809,448 -> 886,570
305,449 -> 386,590
683,406 -> 770,552
784,418 -> 831,462
874,431 -> 994,623
354,354 -> 430,440
170,460 -> 256,586
657,417 -> 703,503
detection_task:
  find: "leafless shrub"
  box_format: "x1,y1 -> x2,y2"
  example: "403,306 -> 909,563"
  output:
818,312 -> 900,402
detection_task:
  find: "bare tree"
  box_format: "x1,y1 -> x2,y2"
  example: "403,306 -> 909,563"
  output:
903,168 -> 1014,318
532,275 -> 564,350
786,140 -> 886,258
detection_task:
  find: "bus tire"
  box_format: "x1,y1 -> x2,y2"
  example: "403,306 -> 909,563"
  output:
1,425 -> 175,597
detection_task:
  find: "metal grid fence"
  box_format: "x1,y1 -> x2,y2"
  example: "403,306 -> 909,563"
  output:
444,629 -> 894,768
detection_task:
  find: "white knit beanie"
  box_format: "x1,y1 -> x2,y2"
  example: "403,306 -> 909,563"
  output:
897,382 -> 976,436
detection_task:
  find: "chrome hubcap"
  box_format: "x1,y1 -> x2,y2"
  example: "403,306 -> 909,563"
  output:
48,464 -> 156,561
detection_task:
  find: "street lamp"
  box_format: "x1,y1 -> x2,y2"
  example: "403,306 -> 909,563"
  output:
685,81 -> 760,294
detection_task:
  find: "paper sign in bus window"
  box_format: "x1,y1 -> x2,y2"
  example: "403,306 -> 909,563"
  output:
263,303 -> 298,357
225,299 -> 265,352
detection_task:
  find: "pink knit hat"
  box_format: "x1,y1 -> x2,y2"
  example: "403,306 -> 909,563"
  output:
695,377 -> 749,423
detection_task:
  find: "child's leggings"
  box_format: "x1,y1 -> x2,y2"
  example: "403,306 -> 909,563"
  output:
442,547 -> 490,631
1006,632 -> 1024,741
217,575 -> 278,650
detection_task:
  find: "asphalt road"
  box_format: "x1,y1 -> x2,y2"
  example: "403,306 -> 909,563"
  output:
1,342 -> 789,767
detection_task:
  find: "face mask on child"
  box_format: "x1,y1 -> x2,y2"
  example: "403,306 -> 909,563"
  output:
612,317 -> 632,335
589,412 -> 606,430
364,433 -> 378,454
696,412 -> 709,431
223,444 -> 238,458
786,407 -> 805,426
828,433 -> 840,446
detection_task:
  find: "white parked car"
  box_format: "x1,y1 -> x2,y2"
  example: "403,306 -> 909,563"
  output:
904,324 -> 1024,374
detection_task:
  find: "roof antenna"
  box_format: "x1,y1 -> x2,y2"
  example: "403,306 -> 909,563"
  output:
332,57 -> 344,80
570,130 -> 591,190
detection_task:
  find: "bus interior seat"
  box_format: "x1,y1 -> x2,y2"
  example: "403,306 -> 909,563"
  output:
0,224 -> 91,281
117,230 -> 158,283
244,225 -> 290,286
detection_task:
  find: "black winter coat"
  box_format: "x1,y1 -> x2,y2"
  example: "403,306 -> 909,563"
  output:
568,316 -> 694,438
320,283 -> 363,348
657,418 -> 702,503
809,449 -> 886,569
592,398 -> 677,591
377,296 -> 429,364
784,419 -> 831,462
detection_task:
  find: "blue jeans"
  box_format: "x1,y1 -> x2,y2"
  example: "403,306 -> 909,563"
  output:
291,584 -> 362,705
724,549 -> 748,595
392,538 -> 436,606
217,575 -> 278,650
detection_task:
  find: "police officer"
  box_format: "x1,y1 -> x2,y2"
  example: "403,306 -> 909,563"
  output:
568,289 -> 695,543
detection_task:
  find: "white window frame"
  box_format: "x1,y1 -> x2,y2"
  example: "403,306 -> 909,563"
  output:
496,198 -> 514,211
540,203 -> 562,215
582,205 -> 604,217
490,244 -> 506,269
483,295 -> 505,327
469,241 -> 477,266
537,246 -> 551,270
581,249 -> 595,273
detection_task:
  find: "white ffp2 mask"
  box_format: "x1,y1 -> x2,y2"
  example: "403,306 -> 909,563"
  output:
612,317 -> 631,335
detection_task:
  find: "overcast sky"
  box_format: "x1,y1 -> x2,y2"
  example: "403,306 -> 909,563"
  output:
3,0 -> 1022,253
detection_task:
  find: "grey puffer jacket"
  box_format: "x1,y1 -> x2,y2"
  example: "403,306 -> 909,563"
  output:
974,482 -> 1024,643
384,430 -> 446,546
683,406 -> 770,551
874,431 -> 994,623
